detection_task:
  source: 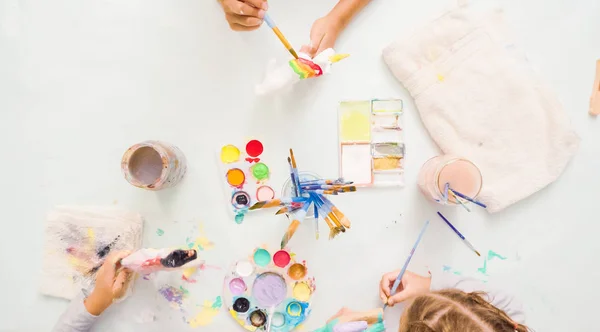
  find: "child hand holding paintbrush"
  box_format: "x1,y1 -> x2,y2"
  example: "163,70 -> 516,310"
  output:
377,269 -> 529,331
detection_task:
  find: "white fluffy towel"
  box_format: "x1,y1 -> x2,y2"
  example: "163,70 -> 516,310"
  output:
383,7 -> 580,213
40,206 -> 143,300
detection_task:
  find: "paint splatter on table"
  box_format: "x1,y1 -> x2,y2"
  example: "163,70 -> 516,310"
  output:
188,296 -> 223,328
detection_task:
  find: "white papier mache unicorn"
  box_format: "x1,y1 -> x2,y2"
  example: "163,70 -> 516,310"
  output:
255,48 -> 349,96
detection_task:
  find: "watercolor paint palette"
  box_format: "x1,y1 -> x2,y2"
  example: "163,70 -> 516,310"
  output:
223,248 -> 315,332
338,99 -> 405,187
218,140 -> 278,224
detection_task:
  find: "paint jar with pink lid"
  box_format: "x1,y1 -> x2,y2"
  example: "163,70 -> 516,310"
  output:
281,171 -> 321,218
417,155 -> 482,205
121,140 -> 187,190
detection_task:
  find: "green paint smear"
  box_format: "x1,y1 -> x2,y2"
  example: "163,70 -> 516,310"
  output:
211,296 -> 222,309
179,286 -> 190,295
234,212 -> 245,224
289,60 -> 309,79
156,228 -> 164,236
453,271 -> 462,276
487,250 -> 507,261
313,314 -> 384,332
477,258 -> 489,276
251,162 -> 270,180
313,318 -> 339,332
366,322 -> 386,332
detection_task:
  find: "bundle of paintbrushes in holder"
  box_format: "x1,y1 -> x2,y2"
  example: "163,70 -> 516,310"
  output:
249,149 -> 356,248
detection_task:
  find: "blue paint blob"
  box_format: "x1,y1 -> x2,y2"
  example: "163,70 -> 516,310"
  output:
234,212 -> 245,224
253,248 -> 271,267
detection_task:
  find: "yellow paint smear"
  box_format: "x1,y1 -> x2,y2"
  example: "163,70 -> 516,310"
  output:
188,300 -> 220,328
183,267 -> 197,279
190,236 -> 214,251
293,282 -> 312,301
329,54 -> 350,63
340,102 -> 371,141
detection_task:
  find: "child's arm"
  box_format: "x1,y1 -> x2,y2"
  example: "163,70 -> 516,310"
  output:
52,251 -> 132,332
430,272 -> 526,324
300,0 -> 372,58
380,270 -> 526,324
52,293 -> 100,332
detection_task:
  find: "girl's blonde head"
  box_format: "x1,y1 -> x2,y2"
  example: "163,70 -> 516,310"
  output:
399,289 -> 529,332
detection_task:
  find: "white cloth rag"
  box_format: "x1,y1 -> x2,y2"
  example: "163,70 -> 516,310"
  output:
40,206 -> 143,299
383,7 -> 580,213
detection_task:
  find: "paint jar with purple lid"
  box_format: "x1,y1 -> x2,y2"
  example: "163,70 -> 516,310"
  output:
281,171 -> 321,218
121,140 -> 187,190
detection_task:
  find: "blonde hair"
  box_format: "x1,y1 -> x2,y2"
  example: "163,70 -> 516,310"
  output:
399,289 -> 530,332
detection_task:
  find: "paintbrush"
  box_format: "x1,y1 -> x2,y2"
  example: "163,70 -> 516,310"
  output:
300,178 -> 350,185
288,157 -> 300,197
301,185 -> 356,191
449,190 -> 471,212
312,196 -> 342,239
249,197 -> 306,210
448,188 -> 487,209
384,220 -> 430,310
312,193 -> 345,232
275,205 -> 303,215
436,212 -> 480,257
263,13 -> 299,59
320,195 -> 351,229
443,183 -> 450,204
305,189 -> 337,195
314,202 -> 319,240
280,201 -> 311,248
335,186 -> 357,193
301,184 -> 343,190
321,213 -> 338,239
289,149 -> 302,195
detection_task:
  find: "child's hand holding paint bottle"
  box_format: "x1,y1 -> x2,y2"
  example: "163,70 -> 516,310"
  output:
84,251 -> 133,315
219,0 -> 268,31
379,270 -> 431,307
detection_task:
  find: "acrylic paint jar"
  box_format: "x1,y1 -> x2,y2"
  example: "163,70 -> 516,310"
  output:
281,171 -> 321,218
121,141 -> 187,190
417,155 -> 482,205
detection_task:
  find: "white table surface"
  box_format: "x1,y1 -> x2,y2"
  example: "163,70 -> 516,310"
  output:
2,0 -> 599,331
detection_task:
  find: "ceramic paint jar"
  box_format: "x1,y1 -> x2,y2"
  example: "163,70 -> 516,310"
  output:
121,141 -> 187,190
417,155 -> 482,205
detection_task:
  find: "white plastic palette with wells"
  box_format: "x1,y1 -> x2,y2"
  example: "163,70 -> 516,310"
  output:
217,139 -> 279,224
223,248 -> 315,332
338,99 -> 405,187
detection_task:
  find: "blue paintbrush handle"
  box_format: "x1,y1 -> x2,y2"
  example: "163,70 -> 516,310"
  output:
437,212 -> 465,240
263,13 -> 275,29
450,189 -> 487,208
386,220 -> 430,308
